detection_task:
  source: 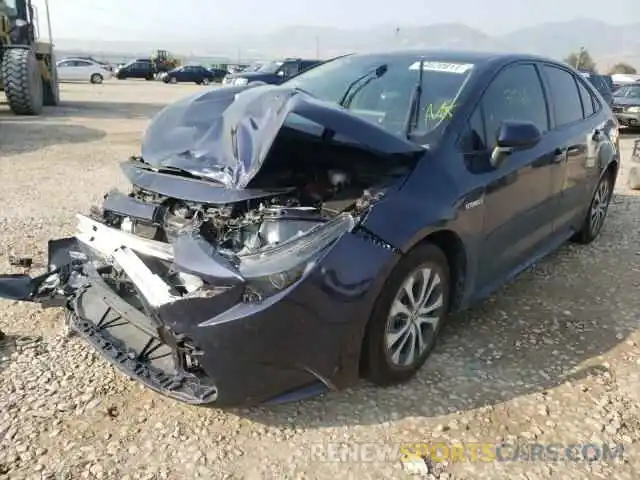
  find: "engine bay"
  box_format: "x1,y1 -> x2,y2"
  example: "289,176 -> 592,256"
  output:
97,166 -> 392,262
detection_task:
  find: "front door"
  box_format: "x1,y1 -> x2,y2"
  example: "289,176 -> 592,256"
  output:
56,60 -> 74,82
469,63 -> 558,288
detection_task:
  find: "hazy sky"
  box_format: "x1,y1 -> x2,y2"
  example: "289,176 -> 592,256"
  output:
32,0 -> 640,41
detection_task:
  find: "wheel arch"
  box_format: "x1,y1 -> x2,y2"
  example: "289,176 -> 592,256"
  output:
604,158 -> 619,185
355,227 -> 468,377
416,229 -> 468,313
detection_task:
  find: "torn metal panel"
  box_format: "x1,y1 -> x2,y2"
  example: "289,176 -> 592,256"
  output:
75,214 -> 174,261
102,189 -> 165,224
171,234 -> 244,285
121,160 -> 295,205
75,214 -> 178,307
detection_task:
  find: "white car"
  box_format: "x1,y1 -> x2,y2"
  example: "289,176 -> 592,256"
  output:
57,59 -> 113,84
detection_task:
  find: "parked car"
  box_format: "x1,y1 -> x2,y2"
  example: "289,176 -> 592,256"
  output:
580,72 -> 614,106
222,57 -> 322,86
57,58 -> 113,84
611,83 -> 640,128
163,65 -> 222,85
115,60 -> 156,80
208,67 -> 228,83
0,50 -> 619,407
226,64 -> 251,74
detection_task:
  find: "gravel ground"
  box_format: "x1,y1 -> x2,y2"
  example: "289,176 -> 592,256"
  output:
1,81 -> 639,480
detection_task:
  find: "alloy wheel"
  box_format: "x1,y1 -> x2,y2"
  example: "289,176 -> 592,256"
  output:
385,266 -> 444,367
590,178 -> 611,237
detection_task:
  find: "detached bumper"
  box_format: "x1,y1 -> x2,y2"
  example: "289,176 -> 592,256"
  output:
0,214 -> 395,407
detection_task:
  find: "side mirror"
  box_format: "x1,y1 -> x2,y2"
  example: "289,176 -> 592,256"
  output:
490,121 -> 541,168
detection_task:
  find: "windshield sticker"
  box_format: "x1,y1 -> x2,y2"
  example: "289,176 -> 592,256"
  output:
409,61 -> 474,74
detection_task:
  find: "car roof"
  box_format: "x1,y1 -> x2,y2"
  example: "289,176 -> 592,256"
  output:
61,57 -> 96,62
337,49 -> 562,69
59,58 -> 101,65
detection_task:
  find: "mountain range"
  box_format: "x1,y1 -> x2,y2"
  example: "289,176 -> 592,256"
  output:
54,19 -> 640,71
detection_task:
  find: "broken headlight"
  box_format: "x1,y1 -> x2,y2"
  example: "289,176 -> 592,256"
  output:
239,213 -> 354,301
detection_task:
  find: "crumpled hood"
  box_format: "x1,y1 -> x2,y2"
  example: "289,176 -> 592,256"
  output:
140,84 -> 423,189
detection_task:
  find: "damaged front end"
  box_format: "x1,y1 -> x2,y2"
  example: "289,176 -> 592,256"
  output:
0,85 -> 424,406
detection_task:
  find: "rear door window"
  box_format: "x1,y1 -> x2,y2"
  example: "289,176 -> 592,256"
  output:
542,65 -> 584,127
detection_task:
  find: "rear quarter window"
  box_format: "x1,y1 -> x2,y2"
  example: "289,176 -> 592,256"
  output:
576,79 -> 596,117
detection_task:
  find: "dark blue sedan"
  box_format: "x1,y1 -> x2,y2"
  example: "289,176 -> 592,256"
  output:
163,65 -> 224,85
0,51 -> 619,407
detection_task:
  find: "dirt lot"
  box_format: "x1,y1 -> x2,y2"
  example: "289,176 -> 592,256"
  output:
1,81 -> 639,480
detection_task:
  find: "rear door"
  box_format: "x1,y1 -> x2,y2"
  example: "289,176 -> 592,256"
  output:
540,64 -> 602,234
193,66 -> 208,82
75,60 -> 95,81
461,62 -> 558,287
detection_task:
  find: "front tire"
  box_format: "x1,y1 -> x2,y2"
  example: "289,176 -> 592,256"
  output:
90,73 -> 103,84
169,76 -> 177,84
572,173 -> 613,244
1,48 -> 44,115
201,78 -> 210,85
361,243 -> 450,385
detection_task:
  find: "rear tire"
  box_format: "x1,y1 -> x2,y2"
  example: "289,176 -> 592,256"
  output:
1,48 -> 44,115
43,55 -> 60,106
90,73 -> 103,84
572,172 -> 614,244
361,243 -> 450,385
201,78 -> 210,85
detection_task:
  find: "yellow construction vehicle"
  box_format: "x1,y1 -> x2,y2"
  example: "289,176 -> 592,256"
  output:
151,49 -> 180,73
0,0 -> 59,115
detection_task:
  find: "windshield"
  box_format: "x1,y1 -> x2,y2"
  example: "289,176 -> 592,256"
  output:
258,61 -> 284,73
244,62 -> 263,72
283,54 -> 474,138
615,85 -> 640,98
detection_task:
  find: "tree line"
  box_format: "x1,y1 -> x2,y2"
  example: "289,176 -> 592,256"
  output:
564,48 -> 637,75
